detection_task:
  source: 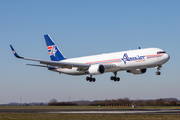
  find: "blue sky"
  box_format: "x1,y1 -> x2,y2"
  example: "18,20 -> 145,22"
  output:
0,0 -> 180,104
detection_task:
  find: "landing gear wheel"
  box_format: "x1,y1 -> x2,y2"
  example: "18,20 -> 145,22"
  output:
86,75 -> 96,82
92,78 -> 96,82
156,71 -> 161,75
89,78 -> 92,82
110,72 -> 120,82
156,65 -> 162,75
86,77 -> 90,81
110,76 -> 114,80
117,77 -> 120,81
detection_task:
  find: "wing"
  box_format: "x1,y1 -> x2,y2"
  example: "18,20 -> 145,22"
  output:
10,45 -> 116,70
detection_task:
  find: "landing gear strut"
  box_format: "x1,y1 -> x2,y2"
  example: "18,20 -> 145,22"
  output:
156,65 -> 161,75
86,75 -> 96,82
110,72 -> 120,82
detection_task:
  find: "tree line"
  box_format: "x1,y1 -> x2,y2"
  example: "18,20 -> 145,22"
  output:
48,99 -> 78,106
48,98 -> 179,106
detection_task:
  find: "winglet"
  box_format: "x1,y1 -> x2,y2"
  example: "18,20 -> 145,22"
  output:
10,45 -> 24,59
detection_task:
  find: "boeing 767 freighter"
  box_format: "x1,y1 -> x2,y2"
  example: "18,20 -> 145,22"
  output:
10,34 -> 170,82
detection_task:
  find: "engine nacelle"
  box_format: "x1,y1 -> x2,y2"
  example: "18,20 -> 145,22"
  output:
88,64 -> 105,75
126,68 -> 147,74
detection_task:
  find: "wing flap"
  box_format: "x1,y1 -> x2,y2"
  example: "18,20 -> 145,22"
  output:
25,64 -> 57,69
40,61 -> 90,69
103,64 -> 116,69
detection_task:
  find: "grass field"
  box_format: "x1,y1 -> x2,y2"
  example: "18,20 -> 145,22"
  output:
0,113 -> 180,120
0,106 -> 180,120
0,106 -> 180,109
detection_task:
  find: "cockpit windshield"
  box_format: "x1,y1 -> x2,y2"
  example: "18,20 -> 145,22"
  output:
157,51 -> 166,54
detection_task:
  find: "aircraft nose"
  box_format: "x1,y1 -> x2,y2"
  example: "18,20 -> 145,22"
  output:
165,53 -> 170,62
167,54 -> 170,60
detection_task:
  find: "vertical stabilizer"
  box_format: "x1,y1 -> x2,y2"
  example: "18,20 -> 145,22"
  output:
44,34 -> 66,61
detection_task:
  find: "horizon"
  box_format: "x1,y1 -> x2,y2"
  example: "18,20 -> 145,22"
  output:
1,97 -> 179,105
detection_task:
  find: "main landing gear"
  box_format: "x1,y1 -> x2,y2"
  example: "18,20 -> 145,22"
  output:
86,72 -> 120,82
86,75 -> 96,82
110,72 -> 120,82
156,65 -> 162,75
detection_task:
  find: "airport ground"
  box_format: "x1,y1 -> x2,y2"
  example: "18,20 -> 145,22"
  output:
0,114 -> 180,120
0,106 -> 180,120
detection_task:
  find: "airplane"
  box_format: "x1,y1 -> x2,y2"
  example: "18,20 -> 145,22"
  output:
10,34 -> 170,82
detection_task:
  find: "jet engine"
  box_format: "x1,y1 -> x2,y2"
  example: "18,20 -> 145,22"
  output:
88,64 -> 105,75
126,68 -> 147,74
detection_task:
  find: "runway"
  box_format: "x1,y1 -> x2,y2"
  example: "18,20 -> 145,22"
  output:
47,109 -> 180,114
0,109 -> 180,115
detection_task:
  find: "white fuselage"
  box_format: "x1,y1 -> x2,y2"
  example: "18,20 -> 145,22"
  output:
52,48 -> 170,75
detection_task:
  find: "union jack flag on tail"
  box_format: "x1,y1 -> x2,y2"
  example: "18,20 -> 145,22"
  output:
44,34 -> 66,61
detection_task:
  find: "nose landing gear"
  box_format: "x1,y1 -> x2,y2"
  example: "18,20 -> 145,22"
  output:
110,72 -> 120,82
156,65 -> 162,75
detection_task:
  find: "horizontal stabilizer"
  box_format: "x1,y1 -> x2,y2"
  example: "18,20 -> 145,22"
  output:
25,64 -> 57,69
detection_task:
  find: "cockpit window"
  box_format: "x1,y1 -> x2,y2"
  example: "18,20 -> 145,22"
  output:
157,51 -> 166,54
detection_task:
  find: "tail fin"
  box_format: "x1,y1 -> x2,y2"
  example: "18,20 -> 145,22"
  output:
44,34 -> 66,61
